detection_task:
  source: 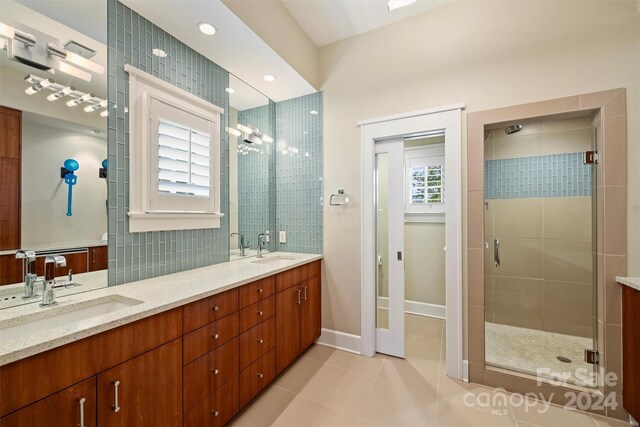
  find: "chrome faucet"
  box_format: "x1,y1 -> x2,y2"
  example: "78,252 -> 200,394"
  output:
41,255 -> 67,307
257,234 -> 266,258
230,232 -> 249,256
15,250 -> 42,299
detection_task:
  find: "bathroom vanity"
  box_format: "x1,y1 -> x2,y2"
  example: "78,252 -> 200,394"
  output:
619,277 -> 640,422
0,254 -> 322,426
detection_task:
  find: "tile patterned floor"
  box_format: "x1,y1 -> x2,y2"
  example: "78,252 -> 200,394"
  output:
229,314 -> 630,427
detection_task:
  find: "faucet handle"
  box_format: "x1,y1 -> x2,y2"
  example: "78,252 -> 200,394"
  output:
15,250 -> 36,260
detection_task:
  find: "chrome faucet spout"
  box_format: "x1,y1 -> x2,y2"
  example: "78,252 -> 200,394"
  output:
257,234 -> 266,258
231,232 -> 248,256
15,250 -> 40,299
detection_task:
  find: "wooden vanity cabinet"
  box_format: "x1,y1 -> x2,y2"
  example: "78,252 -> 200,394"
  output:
275,262 -> 322,374
0,377 -> 96,427
622,285 -> 640,421
89,246 -> 108,272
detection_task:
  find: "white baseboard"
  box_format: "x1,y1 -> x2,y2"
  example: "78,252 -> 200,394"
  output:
463,360 -> 469,382
316,328 -> 362,354
377,297 -> 446,319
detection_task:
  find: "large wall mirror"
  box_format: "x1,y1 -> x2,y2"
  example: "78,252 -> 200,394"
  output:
228,74 -> 276,260
0,0 -> 107,308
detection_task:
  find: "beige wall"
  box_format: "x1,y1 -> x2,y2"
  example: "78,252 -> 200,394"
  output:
319,0 -> 639,337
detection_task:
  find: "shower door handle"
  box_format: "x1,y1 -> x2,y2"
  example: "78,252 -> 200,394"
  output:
494,238 -> 500,267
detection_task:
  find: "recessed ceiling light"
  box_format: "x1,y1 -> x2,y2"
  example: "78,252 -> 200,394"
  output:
388,0 -> 416,11
198,22 -> 217,36
225,87 -> 235,94
263,74 -> 276,82
152,48 -> 167,57
310,110 -> 318,115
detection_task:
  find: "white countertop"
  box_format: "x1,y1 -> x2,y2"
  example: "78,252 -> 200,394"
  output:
0,240 -> 106,256
617,276 -> 640,292
0,252 -> 322,366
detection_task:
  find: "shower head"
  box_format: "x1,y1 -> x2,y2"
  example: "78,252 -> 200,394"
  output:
505,124 -> 523,135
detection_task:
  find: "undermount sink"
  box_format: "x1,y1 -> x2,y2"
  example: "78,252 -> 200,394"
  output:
250,255 -> 299,265
0,295 -> 143,342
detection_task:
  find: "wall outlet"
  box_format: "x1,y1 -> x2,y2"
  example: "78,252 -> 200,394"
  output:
279,231 -> 286,244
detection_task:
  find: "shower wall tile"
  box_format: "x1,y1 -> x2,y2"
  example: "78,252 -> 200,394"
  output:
484,153 -> 592,200
275,92 -> 323,254
238,103 -> 276,252
107,0 -> 229,285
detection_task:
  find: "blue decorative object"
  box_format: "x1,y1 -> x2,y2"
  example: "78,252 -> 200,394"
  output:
99,159 -> 108,179
61,159 -> 79,216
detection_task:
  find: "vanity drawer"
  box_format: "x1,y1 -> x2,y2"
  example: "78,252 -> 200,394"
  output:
183,288 -> 238,334
183,338 -> 239,412
183,377 -> 239,427
183,313 -> 239,365
239,349 -> 276,407
275,260 -> 321,292
238,276 -> 276,308
239,317 -> 276,370
239,295 -> 275,333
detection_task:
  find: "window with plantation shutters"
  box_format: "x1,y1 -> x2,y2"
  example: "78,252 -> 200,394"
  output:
125,64 -> 222,232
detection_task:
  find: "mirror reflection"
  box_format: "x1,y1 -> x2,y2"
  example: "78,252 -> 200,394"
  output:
227,74 -> 276,260
0,0 -> 107,309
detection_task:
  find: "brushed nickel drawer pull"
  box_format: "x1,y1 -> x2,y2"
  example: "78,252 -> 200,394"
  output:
257,373 -> 264,378
258,288 -> 263,293
212,368 -> 219,374
302,286 -> 308,301
258,311 -> 263,316
111,380 -> 120,413
296,289 -> 301,305
257,339 -> 264,344
211,410 -> 219,417
78,397 -> 86,427
212,305 -> 219,311
213,333 -> 219,339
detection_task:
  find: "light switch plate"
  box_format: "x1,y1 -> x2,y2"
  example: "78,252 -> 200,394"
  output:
279,231 -> 286,244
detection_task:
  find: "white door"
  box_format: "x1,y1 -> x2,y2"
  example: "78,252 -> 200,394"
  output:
375,139 -> 405,357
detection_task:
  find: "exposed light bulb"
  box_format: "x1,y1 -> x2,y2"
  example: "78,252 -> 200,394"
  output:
66,93 -> 93,107
262,135 -> 274,143
47,86 -> 74,101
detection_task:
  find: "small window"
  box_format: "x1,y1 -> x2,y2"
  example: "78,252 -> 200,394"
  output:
126,65 -> 223,232
405,143 -> 445,222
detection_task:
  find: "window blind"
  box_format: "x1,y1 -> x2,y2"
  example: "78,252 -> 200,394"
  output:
157,119 -> 211,197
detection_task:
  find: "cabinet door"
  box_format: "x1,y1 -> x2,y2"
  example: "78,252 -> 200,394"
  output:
89,246 -> 108,271
300,276 -> 322,351
275,285 -> 301,373
0,377 -> 96,427
97,339 -> 182,427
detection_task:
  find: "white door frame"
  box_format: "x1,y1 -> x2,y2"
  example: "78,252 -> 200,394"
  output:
359,104 -> 465,380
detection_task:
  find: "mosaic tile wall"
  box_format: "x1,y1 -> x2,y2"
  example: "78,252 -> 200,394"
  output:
107,0 -> 230,285
484,153 -> 592,200
275,92 -> 323,254
238,103 -> 276,252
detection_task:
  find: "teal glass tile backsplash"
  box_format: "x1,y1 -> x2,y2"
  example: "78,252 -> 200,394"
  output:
275,93 -> 323,254
107,0 -> 230,285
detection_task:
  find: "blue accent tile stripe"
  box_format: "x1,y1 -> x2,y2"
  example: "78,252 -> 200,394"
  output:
484,153 -> 592,199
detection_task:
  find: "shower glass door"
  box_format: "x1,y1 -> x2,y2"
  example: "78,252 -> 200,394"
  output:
483,115 -> 598,388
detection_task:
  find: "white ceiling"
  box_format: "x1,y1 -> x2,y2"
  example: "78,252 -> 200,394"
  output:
121,0 -> 316,102
281,0 -> 454,47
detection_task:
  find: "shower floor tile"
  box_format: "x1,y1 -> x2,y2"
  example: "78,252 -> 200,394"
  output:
485,322 -> 596,388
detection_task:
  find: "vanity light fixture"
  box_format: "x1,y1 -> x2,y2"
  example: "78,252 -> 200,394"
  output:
262,135 -> 274,143
263,74 -> 276,82
225,87 -> 235,94
84,99 -> 108,112
47,85 -> 74,101
388,0 -> 416,11
58,61 -> 92,82
66,92 -> 93,107
47,42 -> 104,74
236,123 -> 253,134
0,22 -> 36,46
198,22 -> 217,36
152,48 -> 167,57
24,77 -> 54,95
100,109 -> 109,117
226,127 -> 242,137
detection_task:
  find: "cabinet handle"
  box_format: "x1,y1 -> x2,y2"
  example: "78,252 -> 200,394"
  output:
111,380 -> 120,413
257,373 -> 264,379
258,288 -> 263,293
212,368 -> 219,375
257,339 -> 264,344
257,310 -> 263,316
296,289 -> 301,305
212,305 -> 219,311
302,286 -> 308,301
78,397 -> 86,427
211,410 -> 220,417
213,333 -> 219,340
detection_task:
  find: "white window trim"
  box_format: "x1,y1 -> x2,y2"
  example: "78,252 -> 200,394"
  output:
404,143 -> 446,222
125,64 -> 224,232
